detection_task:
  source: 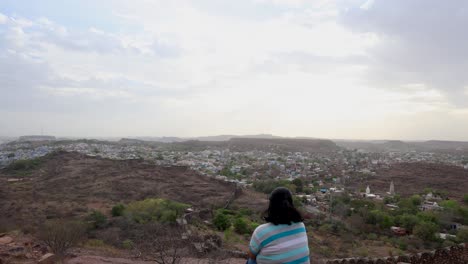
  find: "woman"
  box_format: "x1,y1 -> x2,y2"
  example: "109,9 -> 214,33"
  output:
247,187 -> 310,264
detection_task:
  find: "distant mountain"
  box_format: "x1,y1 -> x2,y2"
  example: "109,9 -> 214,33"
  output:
414,140 -> 468,151
18,135 -> 56,142
131,134 -> 281,143
227,138 -> 339,153
134,136 -> 185,143
335,139 -> 468,153
194,134 -> 281,141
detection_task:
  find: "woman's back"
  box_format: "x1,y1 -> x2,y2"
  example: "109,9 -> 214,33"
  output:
249,222 -> 310,264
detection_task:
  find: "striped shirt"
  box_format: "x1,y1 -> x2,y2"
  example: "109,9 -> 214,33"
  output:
249,222 -> 310,264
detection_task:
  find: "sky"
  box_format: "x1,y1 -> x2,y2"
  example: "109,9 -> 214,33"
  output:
1,0 -> 468,140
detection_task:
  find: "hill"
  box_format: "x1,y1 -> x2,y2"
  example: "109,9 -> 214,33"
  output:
0,151 -> 264,228
167,138 -> 340,153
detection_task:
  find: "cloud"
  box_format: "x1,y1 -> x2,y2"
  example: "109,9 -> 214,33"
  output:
339,0 -> 468,106
1,2 -> 468,139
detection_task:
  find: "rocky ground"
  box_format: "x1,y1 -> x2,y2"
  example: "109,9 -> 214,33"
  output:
0,232 -> 246,264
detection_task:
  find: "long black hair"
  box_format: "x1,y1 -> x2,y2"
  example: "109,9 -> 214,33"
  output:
263,187 -> 303,225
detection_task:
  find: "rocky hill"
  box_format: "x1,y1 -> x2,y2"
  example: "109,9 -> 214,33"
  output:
0,151 -> 265,229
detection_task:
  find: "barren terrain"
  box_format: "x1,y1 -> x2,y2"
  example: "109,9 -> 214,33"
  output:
352,162 -> 468,200
0,151 -> 264,229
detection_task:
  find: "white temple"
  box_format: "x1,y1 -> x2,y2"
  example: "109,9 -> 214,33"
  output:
388,181 -> 395,195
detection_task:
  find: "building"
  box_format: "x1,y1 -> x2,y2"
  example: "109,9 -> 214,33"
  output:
388,181 -> 395,195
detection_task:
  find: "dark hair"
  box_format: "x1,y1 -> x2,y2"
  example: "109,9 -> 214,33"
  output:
263,187 -> 303,225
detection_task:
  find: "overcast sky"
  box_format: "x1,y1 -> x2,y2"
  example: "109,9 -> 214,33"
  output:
1,0 -> 468,140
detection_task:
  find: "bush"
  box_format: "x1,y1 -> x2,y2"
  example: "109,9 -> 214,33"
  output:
87,210 -> 108,229
125,198 -> 189,224
398,239 -> 408,250
213,211 -> 231,231
457,228 -> 468,243
38,219 -> 86,257
111,204 -> 125,217
440,200 -> 459,210
122,239 -> 134,249
366,233 -> 378,240
233,217 -> 250,234
85,239 -> 106,247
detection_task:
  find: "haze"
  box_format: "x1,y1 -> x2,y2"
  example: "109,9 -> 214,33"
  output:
1,0 -> 468,140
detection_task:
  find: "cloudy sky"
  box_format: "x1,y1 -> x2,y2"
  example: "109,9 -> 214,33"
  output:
1,0 -> 468,140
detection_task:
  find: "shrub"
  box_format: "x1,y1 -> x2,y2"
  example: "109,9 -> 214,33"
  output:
457,228 -> 468,243
38,219 -> 86,257
85,239 -> 106,247
398,239 -> 408,250
111,204 -> 125,217
213,211 -> 231,231
87,210 -> 108,229
122,239 -> 134,249
233,217 -> 250,234
439,200 -> 459,210
366,233 -> 378,240
125,198 -> 189,224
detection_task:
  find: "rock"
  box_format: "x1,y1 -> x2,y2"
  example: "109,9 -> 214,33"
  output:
0,236 -> 13,245
38,253 -> 57,264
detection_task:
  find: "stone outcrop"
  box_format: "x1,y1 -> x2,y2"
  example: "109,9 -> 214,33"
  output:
326,243 -> 467,264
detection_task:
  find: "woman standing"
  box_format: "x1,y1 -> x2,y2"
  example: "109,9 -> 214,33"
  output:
247,187 -> 310,264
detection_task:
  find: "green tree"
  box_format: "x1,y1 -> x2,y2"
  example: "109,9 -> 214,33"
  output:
292,178 -> 304,193
413,221 -> 438,241
396,214 -> 420,232
410,195 -> 422,206
464,194 -> 468,205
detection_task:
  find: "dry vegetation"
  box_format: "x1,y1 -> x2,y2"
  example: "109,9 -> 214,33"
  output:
355,162 -> 468,200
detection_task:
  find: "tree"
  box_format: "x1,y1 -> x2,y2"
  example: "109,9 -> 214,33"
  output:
463,194 -> 468,205
395,214 -> 420,232
135,223 -> 187,264
292,178 -> 304,193
38,220 -> 86,258
413,221 -> 438,241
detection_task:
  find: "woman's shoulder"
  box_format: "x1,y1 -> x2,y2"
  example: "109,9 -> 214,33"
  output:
254,223 -> 273,232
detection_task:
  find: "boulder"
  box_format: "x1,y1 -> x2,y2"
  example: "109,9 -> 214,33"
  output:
0,236 -> 13,245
